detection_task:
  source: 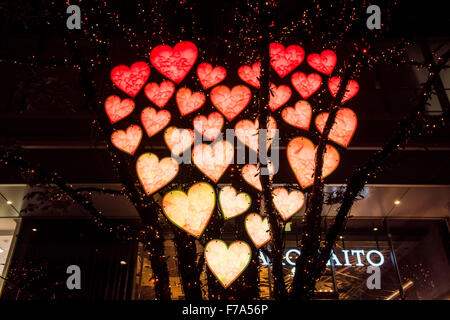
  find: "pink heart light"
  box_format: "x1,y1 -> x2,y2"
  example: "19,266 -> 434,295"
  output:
110,124 -> 142,155
237,62 -> 261,88
328,77 -> 359,103
192,140 -> 234,183
197,62 -> 227,90
245,213 -> 271,249
136,153 -> 179,195
272,187 -> 305,221
164,126 -> 195,156
270,43 -> 305,78
176,88 -> 206,116
287,137 -> 340,189
291,72 -> 322,99
140,107 -> 171,138
315,108 -> 358,148
205,240 -> 251,288
162,182 -> 215,238
210,85 -> 252,122
234,116 -> 277,153
241,162 -> 274,191
219,186 -> 251,220
149,41 -> 198,84
193,112 -> 224,141
269,83 -> 292,111
281,100 -> 312,131
144,80 -> 175,109
104,95 -> 135,124
306,49 -> 337,76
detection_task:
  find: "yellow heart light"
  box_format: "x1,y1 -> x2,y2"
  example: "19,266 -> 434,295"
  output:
162,182 -> 215,238
245,213 -> 271,249
219,186 -> 251,220
205,240 -> 252,289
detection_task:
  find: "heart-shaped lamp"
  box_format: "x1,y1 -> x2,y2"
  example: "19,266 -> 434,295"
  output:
287,136 -> 340,189
144,81 -> 175,109
210,85 -> 252,122
281,100 -> 312,131
164,126 -> 195,156
150,41 -> 198,84
197,62 -> 227,90
315,108 -> 358,148
328,77 -> 359,103
193,112 -> 224,141
235,116 -> 277,153
176,87 -> 206,116
205,240 -> 252,288
272,187 -> 305,221
110,62 -> 150,97
241,162 -> 274,191
306,49 -> 337,76
245,213 -> 271,249
110,125 -> 142,155
104,95 -> 135,124
270,43 -> 305,78
269,83 -> 292,111
136,153 -> 179,195
140,107 -> 171,138
291,72 -> 322,99
162,182 -> 215,238
192,140 -> 234,183
237,62 -> 261,88
219,186 -> 251,220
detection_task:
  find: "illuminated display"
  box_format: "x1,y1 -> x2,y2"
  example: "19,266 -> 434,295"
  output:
245,213 -> 271,249
110,61 -> 150,97
315,107 -> 358,147
144,80 -> 175,109
306,49 -> 337,76
197,62 -> 227,90
164,126 -> 195,156
192,140 -> 234,183
110,124 -> 142,155
219,186 -> 251,220
176,87 -> 206,116
136,153 -> 179,195
237,61 -> 261,88
104,95 -> 135,124
193,112 -> 224,141
241,162 -> 274,191
210,85 -> 252,122
140,107 -> 171,138
268,83 -> 292,111
328,76 -> 360,103
272,187 -> 305,221
270,43 -> 305,78
291,72 -> 322,99
235,116 -> 277,152
281,100 -> 312,131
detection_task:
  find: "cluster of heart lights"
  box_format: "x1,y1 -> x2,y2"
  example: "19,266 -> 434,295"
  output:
106,41 -> 359,288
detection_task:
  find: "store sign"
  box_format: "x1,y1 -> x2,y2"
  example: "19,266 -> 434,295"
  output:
259,248 -> 385,267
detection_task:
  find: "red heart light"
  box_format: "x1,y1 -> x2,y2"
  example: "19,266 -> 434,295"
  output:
210,85 -> 252,122
287,136 -> 340,189
281,100 -> 312,130
110,62 -> 150,97
176,88 -> 206,116
104,95 -> 135,124
193,112 -> 224,141
269,83 -> 292,111
270,43 -> 305,78
141,107 -> 171,138
235,116 -> 277,152
291,72 -> 322,99
328,77 -> 360,103
315,108 -> 358,147
150,41 -> 198,84
237,62 -> 261,88
110,124 -> 142,155
144,80 -> 175,109
306,50 -> 337,76
197,62 -> 227,90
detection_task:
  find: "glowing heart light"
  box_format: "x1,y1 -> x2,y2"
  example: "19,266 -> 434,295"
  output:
291,72 -> 322,99
269,83 -> 292,111
110,125 -> 142,155
176,88 -> 206,116
140,107 -> 171,138
281,100 -> 312,131
241,162 -> 274,191
197,62 -> 227,90
237,62 -> 260,88
328,77 -> 359,103
104,95 -> 135,124
136,153 -> 179,195
219,186 -> 251,220
287,137 -> 340,189
272,187 -> 305,221
210,85 -> 252,122
144,81 -> 175,109
315,108 -> 358,148
245,213 -> 271,249
235,116 -> 277,152
306,50 -> 337,76
193,112 -> 224,141
192,140 -> 234,183
205,240 -> 251,288
110,62 -> 150,97
162,182 -> 215,238
149,41 -> 198,84
270,43 -> 305,78
164,126 -> 195,156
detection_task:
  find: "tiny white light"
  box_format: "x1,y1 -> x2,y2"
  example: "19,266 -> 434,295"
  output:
6,200 -> 13,205
32,228 -> 37,232
394,200 -> 401,205
0,248 -> 4,254
373,227 -> 378,231
120,260 -> 127,265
